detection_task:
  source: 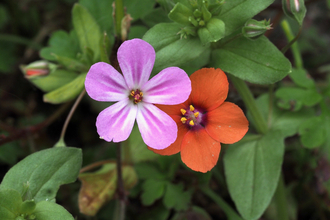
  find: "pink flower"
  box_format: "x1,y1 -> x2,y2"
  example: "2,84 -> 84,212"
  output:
85,39 -> 191,149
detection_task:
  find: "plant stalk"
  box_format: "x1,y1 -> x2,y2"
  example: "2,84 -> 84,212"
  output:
115,142 -> 126,220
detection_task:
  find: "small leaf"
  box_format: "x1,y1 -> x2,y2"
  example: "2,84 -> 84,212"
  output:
53,54 -> 89,72
289,68 -> 315,89
0,147 -> 82,203
163,183 -> 192,211
40,30 -> 79,61
0,189 -> 22,220
224,131 -> 285,220
72,4 -> 102,62
43,73 -> 86,104
211,36 -> 291,84
141,179 -> 166,206
298,116 -> 327,149
198,18 -> 225,45
33,201 -> 74,220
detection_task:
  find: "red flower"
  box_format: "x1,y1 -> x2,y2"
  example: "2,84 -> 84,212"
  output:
149,68 -> 249,173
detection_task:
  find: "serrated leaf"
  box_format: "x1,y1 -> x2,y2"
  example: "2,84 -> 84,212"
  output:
40,30 -> 79,61
43,73 -> 86,104
0,147 -> 82,203
72,4 -> 102,62
224,131 -> 285,220
163,183 -> 192,211
141,179 -> 166,206
211,36 -> 291,84
33,201 -> 74,220
0,189 -> 22,220
298,116 -> 327,149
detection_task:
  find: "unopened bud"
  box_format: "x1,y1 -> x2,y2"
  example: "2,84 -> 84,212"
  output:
242,19 -> 272,40
20,61 -> 56,78
208,0 -> 225,16
168,2 -> 194,26
282,0 -> 306,25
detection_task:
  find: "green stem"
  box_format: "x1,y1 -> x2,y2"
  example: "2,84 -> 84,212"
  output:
273,174 -> 289,220
115,142 -> 126,220
115,0 -> 125,39
267,84 -> 275,128
281,20 -> 303,68
56,89 -> 86,147
228,74 -> 268,134
201,187 -> 243,220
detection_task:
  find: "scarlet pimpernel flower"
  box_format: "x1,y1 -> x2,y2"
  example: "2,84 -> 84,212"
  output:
150,68 -> 249,172
85,39 -> 191,149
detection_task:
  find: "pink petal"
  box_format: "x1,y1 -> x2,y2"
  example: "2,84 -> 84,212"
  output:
85,62 -> 128,102
96,99 -> 137,142
141,67 -> 191,105
136,103 -> 177,150
117,39 -> 155,90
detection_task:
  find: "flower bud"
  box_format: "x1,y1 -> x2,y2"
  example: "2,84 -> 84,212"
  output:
242,19 -> 272,40
282,0 -> 306,25
168,2 -> 194,26
198,18 -> 225,45
208,0 -> 225,16
20,60 -> 56,79
19,200 -> 36,215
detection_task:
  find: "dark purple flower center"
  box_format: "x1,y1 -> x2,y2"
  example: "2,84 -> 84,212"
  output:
130,89 -> 143,104
180,105 -> 206,128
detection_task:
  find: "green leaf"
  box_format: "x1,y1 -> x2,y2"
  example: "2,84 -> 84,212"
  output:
28,69 -> 79,92
33,201 -> 74,220
72,3 -> 102,62
43,73 -> 86,104
224,131 -> 285,220
298,116 -> 327,149
198,18 -> 225,45
275,87 -> 322,110
40,30 -> 79,61
79,0 -> 114,34
142,7 -> 171,27
125,0 -> 155,20
143,23 -> 209,74
135,163 -> 166,180
163,183 -> 192,211
219,0 -> 275,36
211,36 -> 292,84
250,94 -> 315,137
53,54 -> 89,72
289,68 -> 315,89
0,147 -> 82,203
141,179 -> 166,206
0,189 -> 22,220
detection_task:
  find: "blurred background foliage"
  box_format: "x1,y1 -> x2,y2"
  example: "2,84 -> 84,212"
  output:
1,0 -> 330,219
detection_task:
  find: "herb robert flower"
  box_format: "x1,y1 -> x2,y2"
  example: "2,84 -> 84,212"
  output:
150,68 -> 249,172
85,39 -> 191,150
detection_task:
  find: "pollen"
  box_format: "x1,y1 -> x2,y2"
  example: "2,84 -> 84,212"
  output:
189,120 -> 194,126
181,117 -> 187,123
180,109 -> 186,115
190,105 -> 195,111
130,89 -> 143,104
194,112 -> 199,117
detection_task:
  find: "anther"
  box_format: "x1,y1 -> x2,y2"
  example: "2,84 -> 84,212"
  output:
130,90 -> 135,96
194,112 -> 199,117
190,105 -> 195,111
181,117 -> 187,124
189,120 -> 194,126
180,109 -> 186,115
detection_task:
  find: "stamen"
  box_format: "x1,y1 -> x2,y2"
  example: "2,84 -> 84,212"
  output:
180,109 -> 186,115
189,120 -> 194,126
130,90 -> 135,96
139,92 -> 143,96
194,112 -> 199,117
181,117 -> 187,123
190,105 -> 195,111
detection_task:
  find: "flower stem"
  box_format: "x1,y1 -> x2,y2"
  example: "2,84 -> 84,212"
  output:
115,0 -> 125,39
228,74 -> 268,134
56,89 -> 86,147
281,20 -> 303,68
273,174 -> 289,220
115,142 -> 126,220
200,186 -> 243,220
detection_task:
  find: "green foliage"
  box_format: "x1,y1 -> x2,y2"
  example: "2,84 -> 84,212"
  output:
211,36 -> 292,84
0,147 -> 82,203
224,131 -> 285,220
33,201 -> 74,220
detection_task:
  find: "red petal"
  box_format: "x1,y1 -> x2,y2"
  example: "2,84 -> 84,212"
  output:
181,129 -> 220,173
190,68 -> 228,111
205,102 -> 249,144
148,115 -> 189,155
